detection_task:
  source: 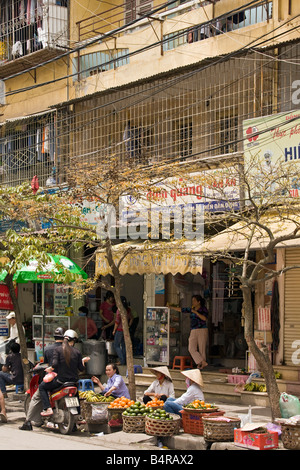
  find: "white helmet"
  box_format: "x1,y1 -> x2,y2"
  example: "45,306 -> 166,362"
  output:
64,329 -> 78,342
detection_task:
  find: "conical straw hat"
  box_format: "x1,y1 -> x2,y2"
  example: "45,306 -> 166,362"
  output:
149,366 -> 172,381
181,369 -> 204,388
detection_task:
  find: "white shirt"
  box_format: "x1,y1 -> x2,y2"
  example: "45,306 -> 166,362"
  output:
175,383 -> 204,406
8,323 -> 25,343
144,379 -> 175,398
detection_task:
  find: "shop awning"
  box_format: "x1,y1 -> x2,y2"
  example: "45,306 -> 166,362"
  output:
95,239 -> 203,276
203,216 -> 300,253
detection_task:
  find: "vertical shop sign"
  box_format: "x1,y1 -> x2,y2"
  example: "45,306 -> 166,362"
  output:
0,310 -> 8,336
54,285 -> 69,315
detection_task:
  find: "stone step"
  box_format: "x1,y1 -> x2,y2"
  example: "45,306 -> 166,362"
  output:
124,366 -> 300,408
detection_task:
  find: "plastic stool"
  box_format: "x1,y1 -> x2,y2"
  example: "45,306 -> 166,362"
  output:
15,384 -> 24,394
78,379 -> 94,392
172,356 -> 193,371
126,365 -> 143,377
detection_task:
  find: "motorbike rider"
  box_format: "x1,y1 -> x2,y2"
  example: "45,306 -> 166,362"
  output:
39,329 -> 90,417
19,327 -> 65,431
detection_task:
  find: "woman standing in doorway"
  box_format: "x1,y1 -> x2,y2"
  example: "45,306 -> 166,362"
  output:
170,295 -> 209,370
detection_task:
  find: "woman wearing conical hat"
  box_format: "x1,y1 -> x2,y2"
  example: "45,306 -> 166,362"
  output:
143,366 -> 175,404
163,369 -> 205,415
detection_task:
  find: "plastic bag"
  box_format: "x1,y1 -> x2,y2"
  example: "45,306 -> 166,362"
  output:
279,392 -> 300,418
43,372 -> 57,383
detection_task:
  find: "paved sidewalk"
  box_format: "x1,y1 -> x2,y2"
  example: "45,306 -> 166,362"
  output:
2,391 -> 287,451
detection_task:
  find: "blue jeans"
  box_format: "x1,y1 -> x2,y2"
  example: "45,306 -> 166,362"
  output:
114,331 -> 126,365
0,372 -> 13,393
163,397 -> 183,415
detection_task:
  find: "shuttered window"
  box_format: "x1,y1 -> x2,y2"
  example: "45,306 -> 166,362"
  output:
284,248 -> 300,366
125,0 -> 153,25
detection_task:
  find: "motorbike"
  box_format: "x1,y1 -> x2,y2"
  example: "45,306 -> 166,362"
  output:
25,363 -> 82,435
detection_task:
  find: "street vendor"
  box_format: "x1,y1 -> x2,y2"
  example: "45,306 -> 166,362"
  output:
163,369 -> 204,415
143,366 -> 175,404
92,363 -> 130,399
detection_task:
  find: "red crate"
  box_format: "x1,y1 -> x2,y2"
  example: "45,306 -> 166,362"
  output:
181,410 -> 225,435
234,429 -> 279,450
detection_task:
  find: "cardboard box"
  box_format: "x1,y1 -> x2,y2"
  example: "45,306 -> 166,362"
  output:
234,428 -> 279,450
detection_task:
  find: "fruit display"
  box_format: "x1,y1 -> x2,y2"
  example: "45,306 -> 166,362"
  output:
244,382 -> 267,392
122,401 -> 152,416
147,408 -> 173,421
184,400 -> 218,410
145,397 -> 164,408
79,390 -> 114,403
108,397 -> 135,409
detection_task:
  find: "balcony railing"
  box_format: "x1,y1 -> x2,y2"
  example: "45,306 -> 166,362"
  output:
0,0 -> 68,69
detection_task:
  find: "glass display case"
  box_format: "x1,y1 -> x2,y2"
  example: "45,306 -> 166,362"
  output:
32,315 -> 71,341
144,306 -> 170,365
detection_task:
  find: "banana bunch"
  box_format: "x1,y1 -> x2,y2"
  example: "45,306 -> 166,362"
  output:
244,382 -> 267,392
79,390 -> 115,403
79,390 -> 96,400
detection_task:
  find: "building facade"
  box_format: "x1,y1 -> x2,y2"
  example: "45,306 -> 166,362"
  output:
1,0 -> 300,371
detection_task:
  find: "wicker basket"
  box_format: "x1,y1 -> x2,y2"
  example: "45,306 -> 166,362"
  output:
202,416 -> 241,442
122,414 -> 146,433
181,410 -> 225,436
145,413 -> 181,437
108,408 -> 124,427
281,423 -> 300,450
81,401 -> 109,424
182,406 -> 219,414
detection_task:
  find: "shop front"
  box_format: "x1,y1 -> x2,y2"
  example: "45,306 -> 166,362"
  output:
95,219 -> 300,375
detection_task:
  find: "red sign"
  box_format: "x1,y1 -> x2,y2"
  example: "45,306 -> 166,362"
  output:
0,284 -> 17,310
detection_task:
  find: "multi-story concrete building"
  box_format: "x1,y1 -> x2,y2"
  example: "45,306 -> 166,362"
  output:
1,1 -> 300,384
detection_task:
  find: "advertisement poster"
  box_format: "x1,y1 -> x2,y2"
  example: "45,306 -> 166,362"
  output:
0,284 -> 17,311
243,110 -> 300,196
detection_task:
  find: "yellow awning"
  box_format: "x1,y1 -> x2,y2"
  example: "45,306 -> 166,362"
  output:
95,240 -> 203,276
203,216 -> 300,253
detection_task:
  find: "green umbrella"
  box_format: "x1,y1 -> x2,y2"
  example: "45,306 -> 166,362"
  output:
0,254 -> 87,283
0,254 -> 88,354
13,254 -> 88,283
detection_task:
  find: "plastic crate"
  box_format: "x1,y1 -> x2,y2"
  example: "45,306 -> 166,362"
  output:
181,410 -> 225,435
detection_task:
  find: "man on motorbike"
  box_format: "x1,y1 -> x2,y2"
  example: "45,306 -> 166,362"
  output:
19,327 -> 65,431
39,329 -> 89,417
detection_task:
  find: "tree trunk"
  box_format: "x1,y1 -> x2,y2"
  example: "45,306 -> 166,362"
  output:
5,275 -> 30,389
242,284 -> 281,421
114,277 -> 136,400
105,239 -> 136,400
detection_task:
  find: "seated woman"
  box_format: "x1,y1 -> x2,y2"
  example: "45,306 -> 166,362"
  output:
143,366 -> 175,404
92,363 -> 130,399
163,369 -> 205,415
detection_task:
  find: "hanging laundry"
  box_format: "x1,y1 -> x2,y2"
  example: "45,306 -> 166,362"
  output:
42,124 -> 50,154
36,128 -> 42,161
12,41 -> 23,58
19,0 -> 25,21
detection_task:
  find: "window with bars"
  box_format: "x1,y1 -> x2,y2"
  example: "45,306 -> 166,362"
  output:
73,49 -> 130,81
163,1 -> 273,51
0,112 -> 58,187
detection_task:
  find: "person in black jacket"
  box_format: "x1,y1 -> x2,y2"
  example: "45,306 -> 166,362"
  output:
39,329 -> 90,417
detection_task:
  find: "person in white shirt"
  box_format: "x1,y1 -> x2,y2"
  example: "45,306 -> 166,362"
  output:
6,312 -> 25,344
143,366 -> 175,404
163,369 -> 205,415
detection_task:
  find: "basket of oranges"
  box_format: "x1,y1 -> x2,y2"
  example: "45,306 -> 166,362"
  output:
183,400 -> 219,413
145,397 -> 165,409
